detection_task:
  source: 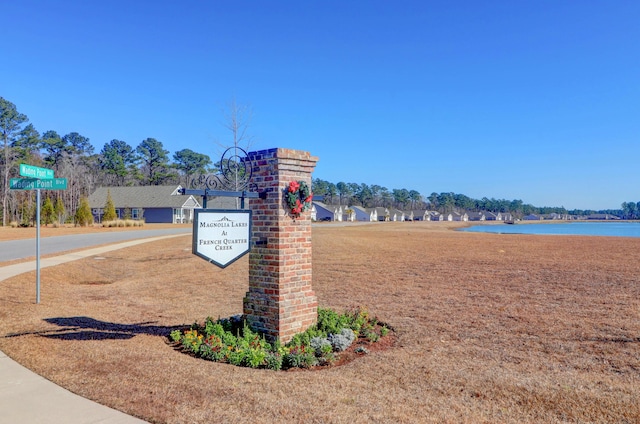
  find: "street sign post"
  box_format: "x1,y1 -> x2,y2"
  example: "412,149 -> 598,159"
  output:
10,168 -> 66,304
19,164 -> 54,180
10,178 -> 68,190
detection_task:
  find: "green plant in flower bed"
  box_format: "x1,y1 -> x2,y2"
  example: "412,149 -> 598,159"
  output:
348,306 -> 370,335
265,352 -> 283,371
316,307 -> 352,335
328,328 -> 356,351
170,307 -> 391,371
283,345 -> 318,368
364,330 -> 380,343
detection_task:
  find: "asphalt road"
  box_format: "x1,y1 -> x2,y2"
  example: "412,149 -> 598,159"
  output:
0,228 -> 191,262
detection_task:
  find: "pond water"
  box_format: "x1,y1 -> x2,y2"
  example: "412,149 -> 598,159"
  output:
460,222 -> 640,238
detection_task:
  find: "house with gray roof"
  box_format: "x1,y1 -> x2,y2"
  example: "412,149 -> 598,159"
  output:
484,211 -> 500,221
467,212 -> 486,221
365,208 -> 380,222
427,211 -> 442,221
586,213 -> 620,220
312,202 -> 343,221
350,205 -> 373,221
408,210 -> 428,221
452,211 -> 469,221
370,207 -> 390,221
389,209 -> 406,222
88,185 -> 210,223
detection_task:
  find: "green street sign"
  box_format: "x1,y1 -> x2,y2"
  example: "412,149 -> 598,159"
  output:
19,163 -> 54,179
10,178 -> 68,191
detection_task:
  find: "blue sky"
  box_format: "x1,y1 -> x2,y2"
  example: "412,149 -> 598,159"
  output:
3,1 -> 639,210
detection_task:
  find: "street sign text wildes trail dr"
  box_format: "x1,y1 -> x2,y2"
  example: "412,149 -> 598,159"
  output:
19,163 -> 54,179
10,178 -> 68,190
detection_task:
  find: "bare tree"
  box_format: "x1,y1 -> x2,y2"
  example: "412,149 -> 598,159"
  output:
214,98 -> 256,208
220,97 -> 255,155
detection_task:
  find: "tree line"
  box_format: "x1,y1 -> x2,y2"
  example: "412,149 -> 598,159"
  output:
1,96 -> 216,226
312,179 -> 424,210
620,202 -> 640,220
312,178 -> 570,216
312,179 -> 630,218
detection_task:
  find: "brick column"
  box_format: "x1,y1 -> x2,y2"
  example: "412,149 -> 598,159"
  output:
244,148 -> 319,343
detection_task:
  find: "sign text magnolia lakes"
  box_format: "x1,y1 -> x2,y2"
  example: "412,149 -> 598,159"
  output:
192,210 -> 251,268
198,219 -> 248,250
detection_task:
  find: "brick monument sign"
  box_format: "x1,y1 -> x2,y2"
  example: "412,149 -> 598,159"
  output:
244,148 -> 318,343
183,147 -> 318,344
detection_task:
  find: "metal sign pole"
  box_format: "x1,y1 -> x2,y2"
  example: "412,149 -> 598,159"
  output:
11,164 -> 62,304
36,188 -> 41,304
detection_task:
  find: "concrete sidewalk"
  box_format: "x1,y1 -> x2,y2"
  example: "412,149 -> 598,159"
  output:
0,234 -> 188,424
0,350 -> 147,423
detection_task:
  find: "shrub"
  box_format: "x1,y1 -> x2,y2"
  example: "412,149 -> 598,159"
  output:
181,329 -> 203,352
54,196 -> 65,224
365,330 -> 380,343
75,196 -> 94,227
246,348 -> 268,368
347,306 -> 370,335
310,336 -> 332,355
283,345 -> 318,368
101,219 -> 145,228
41,196 -> 55,225
288,326 -> 325,348
170,330 -> 182,343
328,329 -> 356,352
265,352 -> 283,371
310,337 -> 335,365
227,349 -> 247,366
317,308 -> 351,335
170,307 -> 390,371
102,190 -> 117,222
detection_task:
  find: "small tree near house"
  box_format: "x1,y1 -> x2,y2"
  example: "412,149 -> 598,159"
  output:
102,189 -> 117,222
75,196 -> 93,227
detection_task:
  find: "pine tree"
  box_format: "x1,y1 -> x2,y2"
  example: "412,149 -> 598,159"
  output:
54,195 -> 66,224
41,196 -> 55,225
102,189 -> 117,221
74,196 -> 94,227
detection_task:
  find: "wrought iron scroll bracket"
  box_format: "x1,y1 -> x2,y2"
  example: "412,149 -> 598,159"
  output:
178,146 -> 260,209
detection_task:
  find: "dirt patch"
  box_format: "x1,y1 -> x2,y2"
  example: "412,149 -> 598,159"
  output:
318,331 -> 398,370
1,222 -> 639,423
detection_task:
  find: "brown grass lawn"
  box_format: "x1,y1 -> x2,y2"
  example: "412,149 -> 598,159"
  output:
1,222 -> 639,423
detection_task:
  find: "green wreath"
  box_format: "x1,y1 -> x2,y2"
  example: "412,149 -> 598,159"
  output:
286,180 -> 313,217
